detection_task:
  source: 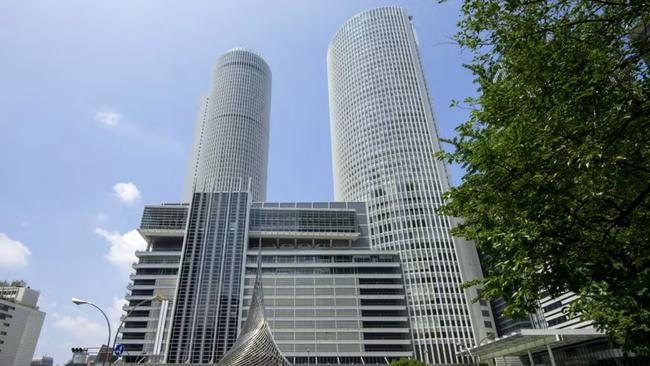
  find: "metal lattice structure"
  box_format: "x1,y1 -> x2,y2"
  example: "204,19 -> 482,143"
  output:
215,256 -> 291,366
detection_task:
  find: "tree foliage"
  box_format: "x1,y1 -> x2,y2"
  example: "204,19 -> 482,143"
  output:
439,0 -> 650,355
389,358 -> 426,366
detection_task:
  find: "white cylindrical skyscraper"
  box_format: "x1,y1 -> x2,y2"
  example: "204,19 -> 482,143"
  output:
185,48 -> 271,202
329,7 -> 492,365
182,95 -> 210,203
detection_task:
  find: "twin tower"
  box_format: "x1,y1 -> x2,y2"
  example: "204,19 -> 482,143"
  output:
182,47 -> 271,203
177,7 -> 490,366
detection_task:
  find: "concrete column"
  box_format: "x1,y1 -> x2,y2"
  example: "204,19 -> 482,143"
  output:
527,350 -> 535,366
546,344 -> 557,366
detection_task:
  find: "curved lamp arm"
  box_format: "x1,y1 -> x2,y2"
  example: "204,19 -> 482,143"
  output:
71,298 -> 111,366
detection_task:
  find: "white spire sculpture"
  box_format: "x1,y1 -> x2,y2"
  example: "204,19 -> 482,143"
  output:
215,254 -> 291,366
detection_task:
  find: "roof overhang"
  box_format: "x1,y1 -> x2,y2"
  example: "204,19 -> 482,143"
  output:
137,228 -> 186,238
458,329 -> 605,359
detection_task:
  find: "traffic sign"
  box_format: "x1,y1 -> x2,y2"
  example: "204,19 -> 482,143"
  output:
114,344 -> 125,357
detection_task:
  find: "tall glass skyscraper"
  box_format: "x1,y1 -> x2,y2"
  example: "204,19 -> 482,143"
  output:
183,48 -> 271,202
328,7 -> 494,365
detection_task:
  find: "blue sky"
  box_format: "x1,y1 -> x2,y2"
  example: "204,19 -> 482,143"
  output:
0,1 -> 475,364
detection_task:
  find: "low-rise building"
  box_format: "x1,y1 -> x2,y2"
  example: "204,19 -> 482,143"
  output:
244,201 -> 412,365
119,195 -> 414,365
471,291 -> 647,366
0,285 -> 46,366
31,355 -> 54,366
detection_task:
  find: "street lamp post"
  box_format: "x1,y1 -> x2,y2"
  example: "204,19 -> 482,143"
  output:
459,335 -> 495,366
110,294 -> 164,366
71,298 -> 112,366
136,351 -> 147,364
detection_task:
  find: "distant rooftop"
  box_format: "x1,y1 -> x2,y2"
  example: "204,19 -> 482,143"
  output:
0,284 -> 40,308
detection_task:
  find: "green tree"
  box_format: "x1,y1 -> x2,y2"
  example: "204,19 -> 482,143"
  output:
439,0 -> 650,355
389,358 -> 426,366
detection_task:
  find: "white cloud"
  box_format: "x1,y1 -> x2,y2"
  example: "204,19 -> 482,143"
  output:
109,297 -> 127,328
0,232 -> 31,267
38,293 -> 58,311
52,297 -> 128,352
94,111 -> 121,127
54,309 -> 109,351
55,315 -> 106,344
94,228 -> 147,273
112,182 -> 141,205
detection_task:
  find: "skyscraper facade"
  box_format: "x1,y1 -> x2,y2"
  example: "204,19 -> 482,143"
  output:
121,48 -> 275,364
121,196 -> 414,365
166,191 -> 251,364
328,7 -> 494,364
245,201 -> 413,365
119,204 -> 186,362
182,95 -> 210,203
214,252 -> 291,366
123,40 -> 416,362
185,48 -> 271,202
